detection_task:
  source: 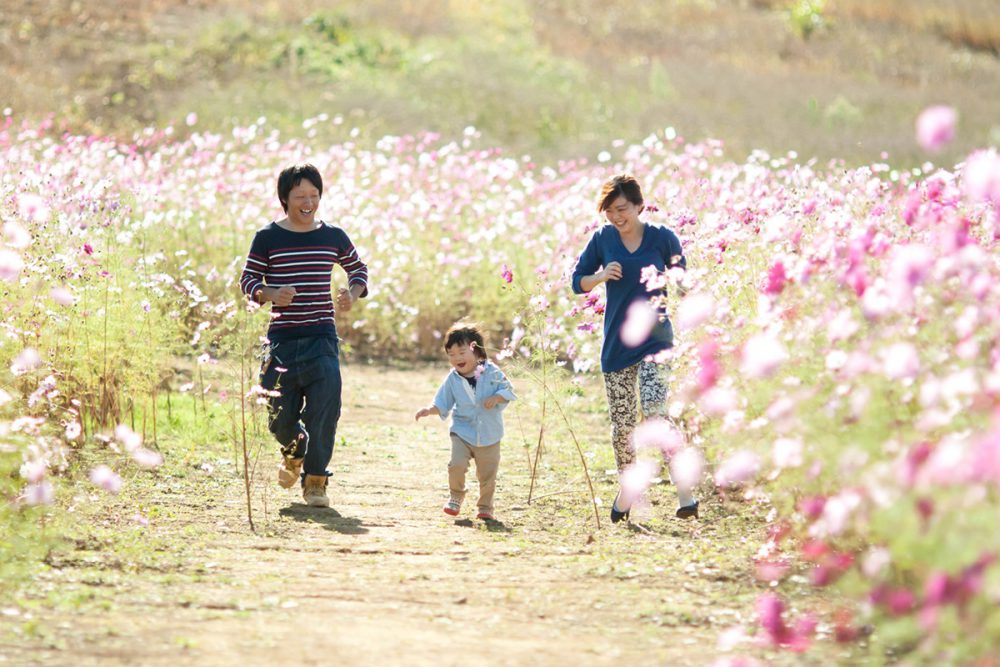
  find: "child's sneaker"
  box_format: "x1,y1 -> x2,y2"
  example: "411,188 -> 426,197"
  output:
277,456 -> 303,489
302,474 -> 330,508
443,500 -> 461,516
476,511 -> 495,521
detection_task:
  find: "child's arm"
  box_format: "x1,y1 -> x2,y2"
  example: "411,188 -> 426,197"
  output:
418,377 -> 454,422
483,395 -> 507,410
414,405 -> 441,421
483,365 -> 517,410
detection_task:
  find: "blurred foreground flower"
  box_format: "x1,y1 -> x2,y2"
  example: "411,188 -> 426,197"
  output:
915,106 -> 957,152
89,465 -> 122,494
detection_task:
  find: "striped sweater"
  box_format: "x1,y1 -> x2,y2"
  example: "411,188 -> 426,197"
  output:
239,222 -> 369,343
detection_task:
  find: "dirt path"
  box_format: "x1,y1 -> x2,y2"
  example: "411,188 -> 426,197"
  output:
1,364 -> 832,666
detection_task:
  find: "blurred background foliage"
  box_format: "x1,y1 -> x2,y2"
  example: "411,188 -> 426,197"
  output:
2,0 -> 998,167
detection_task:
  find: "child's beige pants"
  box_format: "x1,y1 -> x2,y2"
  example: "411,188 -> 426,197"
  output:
448,434 -> 501,512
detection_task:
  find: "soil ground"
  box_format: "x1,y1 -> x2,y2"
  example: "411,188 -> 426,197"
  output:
0,364 -> 849,666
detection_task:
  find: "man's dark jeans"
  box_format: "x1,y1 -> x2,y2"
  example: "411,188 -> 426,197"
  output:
259,336 -> 341,479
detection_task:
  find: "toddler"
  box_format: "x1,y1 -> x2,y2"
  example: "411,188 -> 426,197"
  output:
415,323 -> 516,521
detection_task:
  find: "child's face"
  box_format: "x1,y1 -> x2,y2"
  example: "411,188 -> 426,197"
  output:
446,343 -> 480,375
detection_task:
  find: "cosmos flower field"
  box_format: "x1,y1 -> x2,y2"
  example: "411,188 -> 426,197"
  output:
2,109 -> 1000,663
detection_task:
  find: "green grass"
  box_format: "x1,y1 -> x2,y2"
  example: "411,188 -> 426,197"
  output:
0,391 -> 233,610
4,0 -> 998,167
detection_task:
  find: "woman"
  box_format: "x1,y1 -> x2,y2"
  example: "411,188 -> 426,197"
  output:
571,173 -> 698,522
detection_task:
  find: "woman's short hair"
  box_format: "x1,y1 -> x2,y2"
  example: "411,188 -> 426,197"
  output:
277,163 -> 323,212
444,322 -> 488,361
597,173 -> 643,212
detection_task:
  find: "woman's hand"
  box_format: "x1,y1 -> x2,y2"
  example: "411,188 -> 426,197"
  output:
579,261 -> 623,292
600,261 -> 623,283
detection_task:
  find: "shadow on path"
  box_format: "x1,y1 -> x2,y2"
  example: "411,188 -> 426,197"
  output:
452,517 -> 512,533
279,504 -> 369,534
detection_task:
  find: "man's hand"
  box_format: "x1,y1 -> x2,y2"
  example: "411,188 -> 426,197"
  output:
336,287 -> 355,312
265,286 -> 296,307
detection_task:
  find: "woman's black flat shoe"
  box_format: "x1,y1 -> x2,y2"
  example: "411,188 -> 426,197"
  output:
675,501 -> 699,519
610,493 -> 630,523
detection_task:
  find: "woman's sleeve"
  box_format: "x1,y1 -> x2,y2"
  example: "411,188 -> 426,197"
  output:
571,232 -> 602,294
665,229 -> 687,270
239,232 -> 268,302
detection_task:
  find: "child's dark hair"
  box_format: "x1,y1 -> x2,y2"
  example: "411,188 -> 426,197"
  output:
597,173 -> 643,212
277,163 -> 323,212
444,322 -> 488,361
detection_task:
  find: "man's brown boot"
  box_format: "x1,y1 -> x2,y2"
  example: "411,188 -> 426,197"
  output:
278,456 -> 303,489
302,474 -> 330,508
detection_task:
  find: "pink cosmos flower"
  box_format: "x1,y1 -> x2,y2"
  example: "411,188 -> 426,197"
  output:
676,293 -> 715,331
763,261 -> 788,296
114,424 -> 143,452
131,447 -> 164,468
970,422 -> 1000,486
700,386 -> 738,417
861,547 -> 891,579
740,334 -> 788,378
50,287 -> 74,306
17,193 -> 50,222
697,340 -> 721,392
963,149 -> 1000,205
755,593 -> 811,651
884,588 -> 916,616
83,243 -> 94,255
22,481 -> 54,506
772,437 -> 803,469
669,447 -> 704,490
881,342 -> 920,380
915,106 -> 957,152
185,112 -> 198,127
798,495 -> 826,520
3,221 -> 31,248
618,458 -> 660,509
812,490 -> 861,536
715,450 -> 761,487
21,459 -> 47,483
0,249 -> 23,281
89,465 -> 122,494
716,625 -> 750,652
500,264 -> 513,283
10,348 -> 41,375
631,418 -> 685,456
620,300 -> 657,347
924,571 -> 955,607
755,560 -> 791,582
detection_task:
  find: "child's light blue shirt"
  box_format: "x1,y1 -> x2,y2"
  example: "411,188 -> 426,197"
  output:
433,360 -> 517,446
